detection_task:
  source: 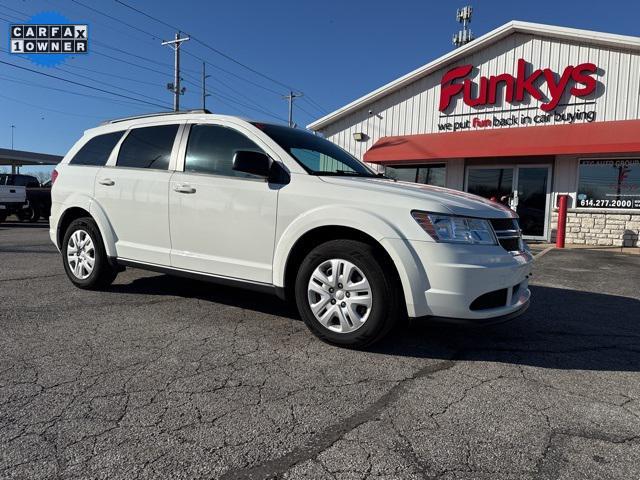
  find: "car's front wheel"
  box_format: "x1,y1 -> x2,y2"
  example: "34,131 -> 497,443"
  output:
62,217 -> 118,289
295,239 -> 401,347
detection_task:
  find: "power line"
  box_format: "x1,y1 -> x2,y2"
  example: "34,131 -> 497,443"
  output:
181,49 -> 283,96
69,0 -> 161,42
301,96 -> 330,115
1,0 -> 330,114
0,59 -> 171,110
0,91 -> 104,119
0,2 -> 29,20
206,91 -> 287,122
0,10 -> 24,22
0,45 -> 170,107
59,62 -> 163,88
0,74 -> 167,109
113,0 -> 298,92
52,65 -> 171,104
93,40 -> 199,74
0,2 -> 320,122
91,49 -> 171,78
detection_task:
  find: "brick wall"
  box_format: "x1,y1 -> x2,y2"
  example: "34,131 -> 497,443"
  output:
550,210 -> 640,247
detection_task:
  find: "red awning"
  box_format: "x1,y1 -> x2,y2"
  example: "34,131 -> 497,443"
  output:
363,119 -> 640,163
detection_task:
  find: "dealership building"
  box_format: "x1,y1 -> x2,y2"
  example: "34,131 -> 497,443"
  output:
308,21 -> 640,247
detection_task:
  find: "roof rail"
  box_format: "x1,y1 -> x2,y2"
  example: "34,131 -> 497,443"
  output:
101,109 -> 212,125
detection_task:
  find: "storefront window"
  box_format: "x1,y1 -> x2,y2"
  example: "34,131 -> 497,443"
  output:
385,164 -> 446,187
577,159 -> 640,209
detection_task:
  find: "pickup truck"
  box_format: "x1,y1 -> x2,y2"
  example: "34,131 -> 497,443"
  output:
0,184 -> 26,223
0,174 -> 52,223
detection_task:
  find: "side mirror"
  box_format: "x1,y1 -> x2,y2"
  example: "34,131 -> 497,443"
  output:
232,150 -> 271,178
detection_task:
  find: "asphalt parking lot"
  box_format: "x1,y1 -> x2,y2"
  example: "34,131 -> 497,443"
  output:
1,223 -> 639,480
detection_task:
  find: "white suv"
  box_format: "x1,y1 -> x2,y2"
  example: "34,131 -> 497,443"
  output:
50,111 -> 532,347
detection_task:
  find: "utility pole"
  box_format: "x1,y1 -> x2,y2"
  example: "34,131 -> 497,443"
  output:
283,91 -> 303,127
162,32 -> 190,111
202,61 -> 211,110
10,124 -> 15,149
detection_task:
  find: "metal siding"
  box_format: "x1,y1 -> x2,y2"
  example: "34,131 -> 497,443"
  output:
321,31 -> 640,161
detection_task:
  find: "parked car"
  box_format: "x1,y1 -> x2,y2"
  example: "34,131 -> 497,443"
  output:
0,173 -> 52,222
49,111 -> 532,347
0,183 -> 26,223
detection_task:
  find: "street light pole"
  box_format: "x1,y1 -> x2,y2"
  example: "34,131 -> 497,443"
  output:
162,32 -> 190,111
10,124 -> 15,150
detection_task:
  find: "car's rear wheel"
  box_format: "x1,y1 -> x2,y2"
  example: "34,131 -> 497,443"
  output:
62,217 -> 118,289
295,239 -> 401,347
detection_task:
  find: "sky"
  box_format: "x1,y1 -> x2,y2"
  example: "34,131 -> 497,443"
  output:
1,0 -> 639,173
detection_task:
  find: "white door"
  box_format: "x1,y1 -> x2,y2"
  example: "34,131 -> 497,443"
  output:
94,123 -> 181,265
169,123 -> 278,283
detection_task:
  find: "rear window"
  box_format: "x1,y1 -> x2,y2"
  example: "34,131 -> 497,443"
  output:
0,175 -> 39,187
70,131 -> 124,166
116,125 -> 178,170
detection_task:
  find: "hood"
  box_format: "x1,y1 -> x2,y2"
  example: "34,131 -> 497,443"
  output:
318,176 -> 516,218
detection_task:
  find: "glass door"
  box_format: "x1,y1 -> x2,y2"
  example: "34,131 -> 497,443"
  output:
466,167 -> 515,207
465,165 -> 551,240
514,166 -> 552,240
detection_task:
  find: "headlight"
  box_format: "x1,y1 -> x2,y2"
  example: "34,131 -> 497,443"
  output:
411,211 -> 497,245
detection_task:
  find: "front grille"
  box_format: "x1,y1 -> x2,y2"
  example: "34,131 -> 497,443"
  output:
490,218 -> 523,252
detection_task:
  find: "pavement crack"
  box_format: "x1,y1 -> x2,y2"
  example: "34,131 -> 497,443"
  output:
218,355 -> 460,480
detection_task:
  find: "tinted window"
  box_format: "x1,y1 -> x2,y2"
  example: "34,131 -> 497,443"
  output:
255,123 -> 375,177
385,165 -> 446,187
3,175 -> 39,187
70,131 -> 124,166
577,159 -> 640,209
185,124 -> 265,178
24,177 -> 41,188
117,125 -> 178,170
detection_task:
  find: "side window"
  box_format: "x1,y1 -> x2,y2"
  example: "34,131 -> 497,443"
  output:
26,177 -> 41,188
185,124 -> 265,178
13,175 -> 38,187
117,124 -> 179,170
70,131 -> 124,166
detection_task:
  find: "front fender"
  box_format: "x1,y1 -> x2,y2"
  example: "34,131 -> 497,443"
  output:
272,206 -> 427,316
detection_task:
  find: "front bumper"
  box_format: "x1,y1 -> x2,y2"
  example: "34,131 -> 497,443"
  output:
382,239 -> 533,320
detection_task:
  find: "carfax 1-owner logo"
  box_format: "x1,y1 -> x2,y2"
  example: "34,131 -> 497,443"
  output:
8,11 -> 88,67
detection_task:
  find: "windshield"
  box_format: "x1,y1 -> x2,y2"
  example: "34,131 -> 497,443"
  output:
254,123 -> 376,176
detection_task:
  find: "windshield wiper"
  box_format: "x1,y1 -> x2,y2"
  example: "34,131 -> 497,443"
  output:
376,172 -> 397,181
315,170 -> 376,177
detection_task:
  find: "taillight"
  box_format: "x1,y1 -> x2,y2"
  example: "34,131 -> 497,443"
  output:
51,169 -> 59,185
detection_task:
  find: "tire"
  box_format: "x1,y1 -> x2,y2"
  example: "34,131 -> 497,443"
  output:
29,205 -> 41,223
295,239 -> 402,348
62,217 -> 118,289
16,207 -> 32,222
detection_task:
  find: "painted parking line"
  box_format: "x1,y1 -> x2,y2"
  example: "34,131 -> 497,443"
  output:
534,246 -> 555,259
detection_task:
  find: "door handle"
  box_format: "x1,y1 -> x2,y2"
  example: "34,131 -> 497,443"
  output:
98,178 -> 115,186
174,184 -> 196,194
